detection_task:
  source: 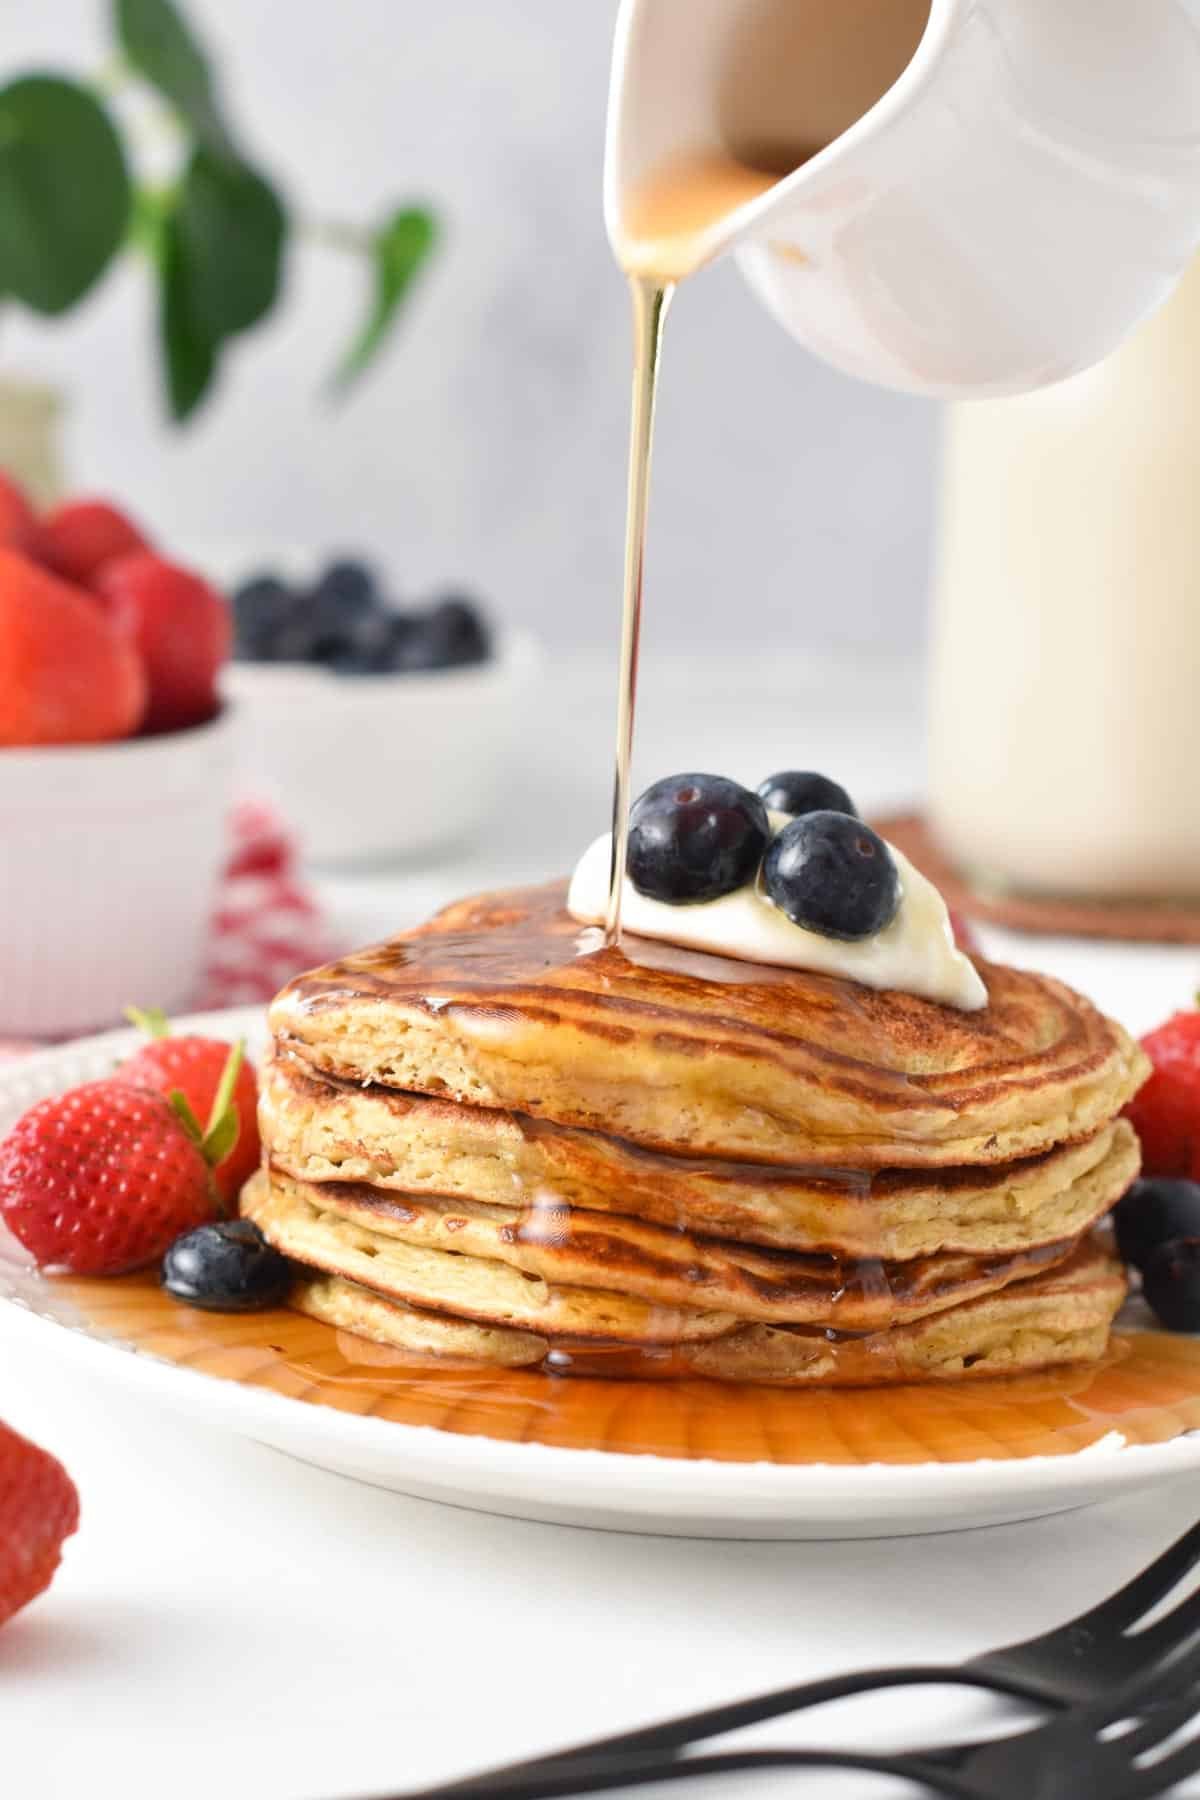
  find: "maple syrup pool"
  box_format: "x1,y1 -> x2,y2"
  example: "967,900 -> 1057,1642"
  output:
44,1273 -> 1200,1467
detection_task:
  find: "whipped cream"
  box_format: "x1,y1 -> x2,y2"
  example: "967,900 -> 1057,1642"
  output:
568,821 -> 987,1011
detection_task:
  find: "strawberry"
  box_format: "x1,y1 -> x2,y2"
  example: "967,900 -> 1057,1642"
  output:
40,499 -> 149,588
0,1046 -> 245,1275
0,1420 -> 79,1628
948,909 -> 979,954
1125,1010 -> 1200,1181
120,1010 -> 260,1207
0,472 -> 40,555
98,551 -> 230,735
0,548 -> 145,746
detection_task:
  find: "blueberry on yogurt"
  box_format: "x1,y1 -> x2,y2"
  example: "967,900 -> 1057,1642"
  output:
627,774 -> 770,904
757,770 -> 857,819
761,811 -> 900,940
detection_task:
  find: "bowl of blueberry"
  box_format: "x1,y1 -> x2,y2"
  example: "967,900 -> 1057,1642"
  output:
224,557 -> 538,864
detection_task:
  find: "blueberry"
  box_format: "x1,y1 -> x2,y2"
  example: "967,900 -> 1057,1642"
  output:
248,591 -> 320,663
387,612 -> 446,671
232,575 -> 295,661
429,595 -> 491,666
627,773 -> 770,905
1113,1178 -> 1200,1271
328,642 -> 387,675
757,770 -> 857,819
1141,1237 -> 1200,1331
315,558 -> 377,619
162,1219 -> 293,1313
762,811 -> 900,940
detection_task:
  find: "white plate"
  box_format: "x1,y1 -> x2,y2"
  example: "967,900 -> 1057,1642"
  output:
2,1007 -> 1200,1540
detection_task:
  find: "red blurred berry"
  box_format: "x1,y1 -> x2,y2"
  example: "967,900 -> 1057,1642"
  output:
0,548 -> 145,746
948,909 -> 979,954
0,1079 -> 217,1275
120,1016 -> 260,1207
0,1420 -> 79,1628
0,472 -> 40,555
98,551 -> 230,735
40,499 -> 149,588
1125,1010 -> 1200,1181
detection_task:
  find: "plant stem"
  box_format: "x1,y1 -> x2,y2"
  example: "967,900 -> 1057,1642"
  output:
92,53 -> 135,99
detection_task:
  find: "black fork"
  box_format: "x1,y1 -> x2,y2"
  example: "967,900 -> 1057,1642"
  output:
398,1518 -> 1200,1799
392,1647 -> 1200,1800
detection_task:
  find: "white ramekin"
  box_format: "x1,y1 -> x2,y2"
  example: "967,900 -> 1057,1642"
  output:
0,710 -> 236,1037
224,630 -> 540,864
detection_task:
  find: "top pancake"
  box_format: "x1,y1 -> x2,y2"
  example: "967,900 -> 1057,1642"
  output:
270,882 -> 1148,1169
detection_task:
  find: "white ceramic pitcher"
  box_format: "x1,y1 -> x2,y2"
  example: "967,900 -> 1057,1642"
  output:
606,0 -> 1200,396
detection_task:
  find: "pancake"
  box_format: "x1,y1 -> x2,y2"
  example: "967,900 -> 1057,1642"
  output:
294,1274 -> 546,1367
261,1052 -> 1140,1260
242,1170 -> 739,1344
285,1237 -> 1126,1386
252,1165 -> 1083,1330
269,882 -> 1149,1169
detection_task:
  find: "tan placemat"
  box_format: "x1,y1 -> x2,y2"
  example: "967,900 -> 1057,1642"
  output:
875,812 -> 1200,945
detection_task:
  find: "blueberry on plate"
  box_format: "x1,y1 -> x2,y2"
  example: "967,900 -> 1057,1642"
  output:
762,811 -> 900,940
627,774 -> 770,904
1113,1177 -> 1200,1271
163,1219 -> 293,1313
757,770 -> 857,818
1140,1237 -> 1200,1332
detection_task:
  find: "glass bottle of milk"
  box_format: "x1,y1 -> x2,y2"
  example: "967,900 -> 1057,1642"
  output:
929,257 -> 1200,902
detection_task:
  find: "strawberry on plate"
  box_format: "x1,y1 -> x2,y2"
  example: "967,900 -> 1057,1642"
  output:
1125,1009 -> 1200,1181
0,1045 -> 245,1275
98,551 -> 230,735
0,1420 -> 79,1628
120,1011 -> 260,1207
40,498 -> 149,589
0,547 -> 145,746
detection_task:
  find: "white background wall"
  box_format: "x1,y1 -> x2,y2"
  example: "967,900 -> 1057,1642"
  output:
2,0 -> 938,654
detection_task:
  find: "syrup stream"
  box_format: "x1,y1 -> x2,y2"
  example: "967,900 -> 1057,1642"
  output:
606,276 -> 673,944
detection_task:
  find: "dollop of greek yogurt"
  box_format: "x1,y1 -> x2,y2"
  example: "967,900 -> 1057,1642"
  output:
568,820 -> 987,1012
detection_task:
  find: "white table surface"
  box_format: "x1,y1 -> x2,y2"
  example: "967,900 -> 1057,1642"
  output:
5,650 -> 1200,1800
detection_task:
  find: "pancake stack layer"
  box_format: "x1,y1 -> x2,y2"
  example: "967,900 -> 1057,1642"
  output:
250,883 -> 1148,1385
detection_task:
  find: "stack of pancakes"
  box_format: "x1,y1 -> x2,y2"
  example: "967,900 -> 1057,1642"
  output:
247,883 -> 1148,1385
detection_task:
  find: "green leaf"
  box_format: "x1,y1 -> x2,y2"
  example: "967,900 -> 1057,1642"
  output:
174,148 -> 285,340
114,0 -> 233,158
125,1005 -> 170,1038
203,1040 -> 244,1142
167,1087 -> 204,1147
159,207 -> 217,420
201,1107 -> 240,1171
0,76 -> 131,314
199,1040 -> 244,1173
128,184 -> 174,268
333,205 -> 438,392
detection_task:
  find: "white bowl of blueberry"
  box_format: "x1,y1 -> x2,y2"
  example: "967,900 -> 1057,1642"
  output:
223,557 -> 538,864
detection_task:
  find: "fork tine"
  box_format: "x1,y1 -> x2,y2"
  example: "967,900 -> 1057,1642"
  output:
1129,1580 -> 1200,1663
1116,1682 -> 1200,1756
1071,1519 -> 1200,1636
1069,1637 -> 1200,1735
1128,1728 -> 1200,1796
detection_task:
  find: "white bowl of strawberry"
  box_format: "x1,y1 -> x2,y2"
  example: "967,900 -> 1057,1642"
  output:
0,472 -> 234,1036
